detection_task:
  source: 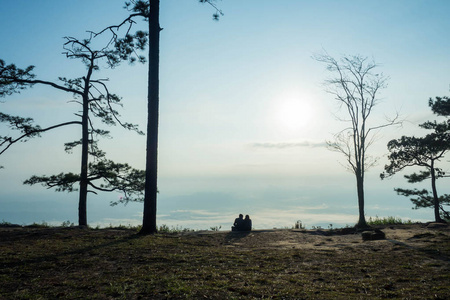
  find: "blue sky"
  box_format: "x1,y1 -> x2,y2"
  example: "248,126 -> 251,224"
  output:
1,0 -> 450,229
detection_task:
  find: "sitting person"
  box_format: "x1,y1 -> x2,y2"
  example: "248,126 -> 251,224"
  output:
243,214 -> 252,231
231,214 -> 244,231
231,214 -> 252,231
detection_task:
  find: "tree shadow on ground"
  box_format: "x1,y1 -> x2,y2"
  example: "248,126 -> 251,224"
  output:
1,228 -> 142,269
224,230 -> 252,243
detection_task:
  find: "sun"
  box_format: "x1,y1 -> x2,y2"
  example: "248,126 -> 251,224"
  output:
276,97 -> 314,130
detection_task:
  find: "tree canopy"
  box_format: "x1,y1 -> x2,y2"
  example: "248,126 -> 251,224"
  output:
382,96 -> 450,222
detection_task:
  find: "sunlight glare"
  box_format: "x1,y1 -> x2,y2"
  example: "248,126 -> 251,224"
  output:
276,96 -> 314,130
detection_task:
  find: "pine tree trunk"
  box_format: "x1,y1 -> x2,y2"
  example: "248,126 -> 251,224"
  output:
78,88 -> 90,227
141,0 -> 160,234
78,62 -> 95,228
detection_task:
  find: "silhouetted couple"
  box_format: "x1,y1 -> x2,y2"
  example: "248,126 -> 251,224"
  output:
232,214 -> 252,231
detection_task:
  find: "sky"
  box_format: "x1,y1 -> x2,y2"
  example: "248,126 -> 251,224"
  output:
1,0 -> 450,230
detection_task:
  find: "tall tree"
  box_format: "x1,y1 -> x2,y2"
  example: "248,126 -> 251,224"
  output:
315,53 -> 399,228
94,0 -> 223,234
0,37 -> 145,227
381,96 -> 450,223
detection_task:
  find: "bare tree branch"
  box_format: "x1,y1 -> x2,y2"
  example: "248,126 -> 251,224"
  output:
1,121 -> 81,155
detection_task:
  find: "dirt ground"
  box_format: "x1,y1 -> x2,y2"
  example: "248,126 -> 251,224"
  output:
193,223 -> 450,253
1,223 -> 449,253
0,223 -> 449,299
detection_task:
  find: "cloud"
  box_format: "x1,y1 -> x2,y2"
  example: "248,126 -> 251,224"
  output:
156,204 -> 358,230
295,204 -> 329,210
166,209 -> 223,220
244,207 -> 358,229
158,209 -> 236,230
250,141 -> 327,149
90,218 -> 142,228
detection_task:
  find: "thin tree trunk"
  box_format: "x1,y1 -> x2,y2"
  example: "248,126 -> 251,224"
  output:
141,0 -> 160,234
430,161 -> 443,223
356,167 -> 368,228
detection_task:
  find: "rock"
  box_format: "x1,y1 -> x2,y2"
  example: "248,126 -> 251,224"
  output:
362,229 -> 386,241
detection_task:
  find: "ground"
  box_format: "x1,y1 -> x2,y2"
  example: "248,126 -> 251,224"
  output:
0,223 -> 449,299
204,224 -> 448,251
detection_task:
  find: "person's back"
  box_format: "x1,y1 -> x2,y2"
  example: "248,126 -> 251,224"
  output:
243,215 -> 252,231
232,214 -> 244,231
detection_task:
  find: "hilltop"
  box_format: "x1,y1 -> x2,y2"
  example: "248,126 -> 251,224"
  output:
0,223 -> 449,299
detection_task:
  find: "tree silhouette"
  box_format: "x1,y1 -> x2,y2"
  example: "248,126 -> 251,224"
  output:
0,112 -> 41,156
93,0 -> 222,234
315,53 -> 400,228
1,60 -> 42,164
429,96 -> 450,117
0,36 -> 145,227
381,96 -> 450,223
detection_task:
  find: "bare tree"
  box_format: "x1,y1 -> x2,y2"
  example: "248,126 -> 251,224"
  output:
315,53 -> 399,228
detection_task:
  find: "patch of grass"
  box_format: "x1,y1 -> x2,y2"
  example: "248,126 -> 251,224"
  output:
0,220 -> 12,226
158,224 -> 194,233
293,220 -> 306,229
95,223 -> 142,231
209,225 -> 222,231
60,220 -> 75,227
27,221 -> 50,228
367,216 -> 414,225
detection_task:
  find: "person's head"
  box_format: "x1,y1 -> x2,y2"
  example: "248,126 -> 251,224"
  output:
245,215 -> 250,220
239,214 -> 243,219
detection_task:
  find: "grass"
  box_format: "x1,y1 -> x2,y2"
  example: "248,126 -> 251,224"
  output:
366,216 -> 415,226
1,216 -> 421,231
0,220 -> 194,233
0,224 -> 449,299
